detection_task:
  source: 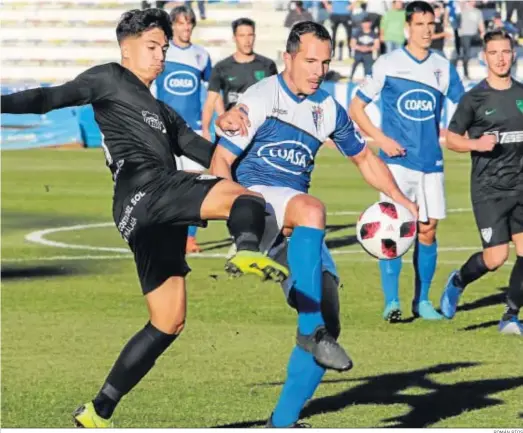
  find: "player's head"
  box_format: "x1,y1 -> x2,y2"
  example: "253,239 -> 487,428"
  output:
492,12 -> 503,28
170,5 -> 196,45
483,29 -> 515,78
406,1 -> 435,50
116,9 -> 171,82
433,2 -> 443,19
361,17 -> 372,33
283,21 -> 332,96
232,18 -> 255,55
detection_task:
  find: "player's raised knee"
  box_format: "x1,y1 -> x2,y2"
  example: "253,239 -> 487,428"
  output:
286,195 -> 326,229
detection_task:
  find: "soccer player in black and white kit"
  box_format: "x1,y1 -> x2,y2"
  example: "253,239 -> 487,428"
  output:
440,29 -> 523,336
1,9 -> 289,427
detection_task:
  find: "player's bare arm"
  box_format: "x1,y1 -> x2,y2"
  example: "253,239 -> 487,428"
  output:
209,145 -> 237,180
349,96 -> 406,157
351,146 -> 418,220
446,131 -> 497,153
201,90 -> 223,139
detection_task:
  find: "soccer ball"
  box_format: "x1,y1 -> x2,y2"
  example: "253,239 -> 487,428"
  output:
356,201 -> 417,260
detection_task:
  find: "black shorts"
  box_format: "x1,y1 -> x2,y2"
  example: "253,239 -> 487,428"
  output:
114,171 -> 222,294
472,196 -> 523,249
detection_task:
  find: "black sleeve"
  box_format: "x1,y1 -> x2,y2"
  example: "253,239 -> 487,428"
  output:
207,64 -> 222,93
1,64 -> 114,114
448,93 -> 475,135
162,104 -> 215,168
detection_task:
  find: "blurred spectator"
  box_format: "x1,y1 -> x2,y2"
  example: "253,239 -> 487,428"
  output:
185,1 -> 206,20
431,2 -> 448,54
446,0 -> 462,57
505,1 -> 523,36
380,0 -> 405,53
365,0 -> 387,32
323,0 -> 355,60
476,0 -> 497,29
284,1 -> 314,28
350,16 -> 379,80
453,0 -> 485,79
141,1 -> 180,9
312,1 -> 329,25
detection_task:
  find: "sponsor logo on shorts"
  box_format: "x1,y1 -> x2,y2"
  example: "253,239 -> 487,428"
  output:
118,191 -> 146,242
142,111 -> 166,133
397,89 -> 437,122
164,70 -> 198,96
196,174 -> 218,181
481,227 -> 492,244
257,140 -> 313,175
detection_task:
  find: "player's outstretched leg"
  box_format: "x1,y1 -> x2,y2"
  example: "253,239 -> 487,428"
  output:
290,227 -> 352,372
200,180 -> 289,282
412,240 -> 442,320
224,194 -> 288,282
499,255 -> 523,335
379,258 -> 402,322
440,251 -> 491,319
186,226 -> 201,253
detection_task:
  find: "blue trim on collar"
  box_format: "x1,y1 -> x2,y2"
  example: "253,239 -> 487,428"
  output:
402,46 -> 431,64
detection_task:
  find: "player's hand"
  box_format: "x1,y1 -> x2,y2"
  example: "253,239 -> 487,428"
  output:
215,104 -> 251,137
379,136 -> 406,157
473,134 -> 497,152
404,200 -> 419,221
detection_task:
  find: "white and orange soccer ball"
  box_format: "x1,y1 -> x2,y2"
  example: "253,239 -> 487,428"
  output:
356,201 -> 417,260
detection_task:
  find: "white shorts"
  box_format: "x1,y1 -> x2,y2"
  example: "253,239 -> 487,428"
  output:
380,164 -> 446,223
174,130 -> 205,172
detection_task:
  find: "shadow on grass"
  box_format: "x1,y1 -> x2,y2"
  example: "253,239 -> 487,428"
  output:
215,362 -> 523,428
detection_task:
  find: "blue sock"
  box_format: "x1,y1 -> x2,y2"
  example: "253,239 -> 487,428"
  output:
414,241 -> 438,303
271,346 -> 325,427
187,226 -> 198,238
379,257 -> 402,304
288,226 -> 325,335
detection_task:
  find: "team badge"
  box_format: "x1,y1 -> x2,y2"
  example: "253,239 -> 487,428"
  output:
312,105 -> 323,131
254,70 -> 266,81
434,69 -> 442,86
516,99 -> 523,114
481,227 -> 492,244
195,54 -> 201,65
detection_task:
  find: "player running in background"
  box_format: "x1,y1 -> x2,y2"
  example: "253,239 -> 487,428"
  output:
440,30 -> 523,335
201,18 -> 277,140
349,1 -> 464,322
211,21 -> 417,428
1,9 -> 289,427
154,5 -> 212,253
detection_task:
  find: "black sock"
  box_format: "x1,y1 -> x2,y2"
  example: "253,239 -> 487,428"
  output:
227,194 -> 266,252
503,256 -> 523,321
454,252 -> 490,290
92,322 -> 178,419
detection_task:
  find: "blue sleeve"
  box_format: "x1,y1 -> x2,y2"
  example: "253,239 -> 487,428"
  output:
330,101 -> 366,157
203,56 -> 212,82
447,63 -> 464,104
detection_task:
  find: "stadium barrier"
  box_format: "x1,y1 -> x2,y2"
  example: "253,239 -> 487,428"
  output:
0,79 -> 480,150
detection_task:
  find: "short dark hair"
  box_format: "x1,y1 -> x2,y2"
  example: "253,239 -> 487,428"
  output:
116,8 -> 172,44
169,5 -> 196,27
286,20 -> 332,54
232,17 -> 255,34
483,29 -> 515,49
405,1 -> 434,23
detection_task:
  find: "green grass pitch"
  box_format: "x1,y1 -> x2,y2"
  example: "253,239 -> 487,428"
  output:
1,148 -> 522,428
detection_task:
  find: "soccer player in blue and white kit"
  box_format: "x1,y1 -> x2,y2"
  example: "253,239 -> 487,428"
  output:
349,1 -> 465,322
154,5 -> 212,253
211,21 -> 417,428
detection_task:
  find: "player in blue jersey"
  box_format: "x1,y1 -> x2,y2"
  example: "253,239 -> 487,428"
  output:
349,1 -> 465,323
210,21 -> 418,428
154,5 -> 212,253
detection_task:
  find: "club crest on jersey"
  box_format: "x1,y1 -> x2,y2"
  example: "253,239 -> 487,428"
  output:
434,69 -> 442,86
142,111 -> 166,133
312,105 -> 323,131
254,70 -> 266,81
516,100 -> 523,114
